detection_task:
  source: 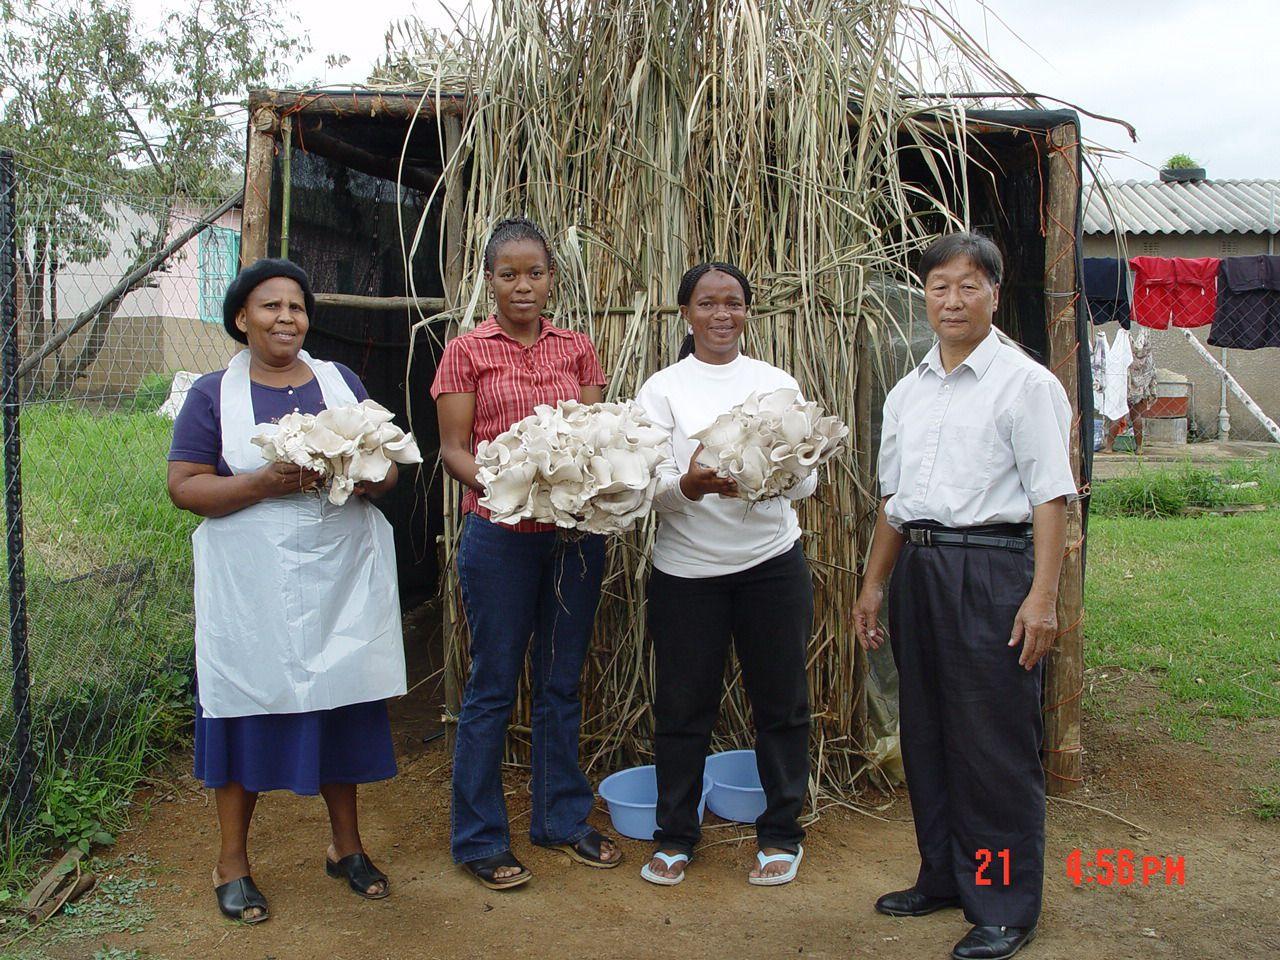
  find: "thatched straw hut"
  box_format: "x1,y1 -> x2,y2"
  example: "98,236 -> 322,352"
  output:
239,0 -> 1093,799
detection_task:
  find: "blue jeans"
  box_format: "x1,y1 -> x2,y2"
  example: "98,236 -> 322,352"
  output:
451,514 -> 606,863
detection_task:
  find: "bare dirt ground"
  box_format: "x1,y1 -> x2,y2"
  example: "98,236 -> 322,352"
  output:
17,667 -> 1280,960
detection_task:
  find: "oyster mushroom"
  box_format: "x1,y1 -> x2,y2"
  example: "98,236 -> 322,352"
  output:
475,399 -> 664,533
251,398 -> 423,505
688,388 -> 849,502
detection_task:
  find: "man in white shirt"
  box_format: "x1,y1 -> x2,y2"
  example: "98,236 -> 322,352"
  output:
854,233 -> 1077,960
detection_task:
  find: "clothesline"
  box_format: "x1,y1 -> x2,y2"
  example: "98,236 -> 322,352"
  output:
1083,254 -> 1280,350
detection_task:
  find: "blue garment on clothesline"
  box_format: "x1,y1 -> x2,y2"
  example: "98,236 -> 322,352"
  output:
1083,257 -> 1131,329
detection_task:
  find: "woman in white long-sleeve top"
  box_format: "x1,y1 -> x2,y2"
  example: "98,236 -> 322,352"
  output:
634,262 -> 815,888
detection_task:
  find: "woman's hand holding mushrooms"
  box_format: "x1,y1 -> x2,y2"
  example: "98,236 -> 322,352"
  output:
255,460 -> 324,499
679,444 -> 739,500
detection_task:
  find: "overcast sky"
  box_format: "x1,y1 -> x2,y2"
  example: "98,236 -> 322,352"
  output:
131,0 -> 1275,183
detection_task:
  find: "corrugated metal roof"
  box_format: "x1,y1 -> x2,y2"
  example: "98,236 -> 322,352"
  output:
1082,179 -> 1280,236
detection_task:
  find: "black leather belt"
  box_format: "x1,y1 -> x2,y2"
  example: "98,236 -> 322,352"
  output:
904,525 -> 1031,551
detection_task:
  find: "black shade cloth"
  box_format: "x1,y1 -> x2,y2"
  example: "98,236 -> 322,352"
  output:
1208,256 -> 1280,350
1082,257 -> 1131,329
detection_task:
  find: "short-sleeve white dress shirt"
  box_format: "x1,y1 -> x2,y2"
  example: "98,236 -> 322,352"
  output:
878,327 -> 1078,531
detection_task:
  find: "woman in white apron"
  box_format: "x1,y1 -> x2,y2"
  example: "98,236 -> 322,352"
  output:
167,259 -> 407,923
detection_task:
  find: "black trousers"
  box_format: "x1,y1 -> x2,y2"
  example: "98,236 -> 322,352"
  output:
647,542 -> 813,856
888,539 -> 1045,928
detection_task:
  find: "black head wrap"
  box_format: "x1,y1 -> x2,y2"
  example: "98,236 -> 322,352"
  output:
222,258 -> 315,343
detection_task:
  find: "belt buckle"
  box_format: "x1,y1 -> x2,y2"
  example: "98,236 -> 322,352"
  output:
910,527 -> 932,546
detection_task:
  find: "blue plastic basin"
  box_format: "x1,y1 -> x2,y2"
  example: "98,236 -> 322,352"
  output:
598,765 -> 712,841
705,749 -> 766,824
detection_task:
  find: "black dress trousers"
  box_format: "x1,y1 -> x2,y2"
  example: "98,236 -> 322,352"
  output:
888,539 -> 1045,928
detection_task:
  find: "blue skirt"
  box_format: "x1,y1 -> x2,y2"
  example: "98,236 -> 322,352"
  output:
193,697 -> 397,795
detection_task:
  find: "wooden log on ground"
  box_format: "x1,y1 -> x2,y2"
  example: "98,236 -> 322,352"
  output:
1042,122 -> 1085,796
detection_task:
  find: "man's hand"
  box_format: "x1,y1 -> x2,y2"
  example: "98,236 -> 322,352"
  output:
853,582 -> 886,651
1009,588 -> 1058,670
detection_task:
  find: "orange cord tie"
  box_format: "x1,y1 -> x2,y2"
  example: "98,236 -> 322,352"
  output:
1043,683 -> 1084,714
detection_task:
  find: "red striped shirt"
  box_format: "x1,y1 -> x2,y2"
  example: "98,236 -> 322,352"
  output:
431,315 -> 607,532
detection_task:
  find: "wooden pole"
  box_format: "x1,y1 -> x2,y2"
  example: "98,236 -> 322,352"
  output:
852,322 -> 874,747
442,115 -> 465,307
1042,123 -> 1085,796
314,293 -> 446,311
241,105 -> 276,266
279,116 -> 292,259
251,89 -> 468,121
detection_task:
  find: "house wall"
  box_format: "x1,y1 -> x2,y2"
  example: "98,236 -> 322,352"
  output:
1083,232 -> 1280,441
162,315 -> 238,374
32,205 -> 241,397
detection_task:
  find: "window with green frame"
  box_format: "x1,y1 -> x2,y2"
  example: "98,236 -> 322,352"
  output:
198,225 -> 240,323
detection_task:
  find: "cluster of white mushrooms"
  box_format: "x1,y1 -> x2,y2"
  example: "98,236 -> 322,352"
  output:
252,399 -> 423,505
476,400 -> 667,533
690,388 -> 848,502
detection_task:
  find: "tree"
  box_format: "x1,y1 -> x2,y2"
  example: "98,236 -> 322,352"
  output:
0,0 -> 309,394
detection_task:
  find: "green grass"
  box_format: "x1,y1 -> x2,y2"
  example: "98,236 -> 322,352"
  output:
1250,784 -> 1280,821
1,399 -> 197,898
1085,509 -> 1280,723
1086,463 -> 1280,814
1090,454 -> 1280,517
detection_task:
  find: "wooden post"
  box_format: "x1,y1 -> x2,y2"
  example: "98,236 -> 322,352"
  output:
279,115 -> 292,259
313,293 -> 446,311
852,318 -> 874,747
442,114 -> 466,307
241,105 -> 277,266
1042,123 -> 1085,796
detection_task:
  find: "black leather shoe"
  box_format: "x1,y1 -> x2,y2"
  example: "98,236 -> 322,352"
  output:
951,924 -> 1037,960
874,887 -> 962,917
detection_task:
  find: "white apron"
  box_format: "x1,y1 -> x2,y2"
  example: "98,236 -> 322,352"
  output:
193,349 -> 407,718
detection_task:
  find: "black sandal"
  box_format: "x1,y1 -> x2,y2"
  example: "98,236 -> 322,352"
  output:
325,852 -> 390,900
214,875 -> 270,923
549,829 -> 623,869
461,851 -> 532,891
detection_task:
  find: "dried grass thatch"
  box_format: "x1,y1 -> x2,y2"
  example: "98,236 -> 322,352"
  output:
389,0 -> 1047,798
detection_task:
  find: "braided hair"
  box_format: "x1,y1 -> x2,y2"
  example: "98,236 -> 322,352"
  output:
675,261 -> 753,360
483,216 -> 555,273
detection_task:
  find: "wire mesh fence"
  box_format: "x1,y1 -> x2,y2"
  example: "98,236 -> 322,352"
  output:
1,150 -> 240,876
1144,319 -> 1280,446
1087,254 -> 1280,448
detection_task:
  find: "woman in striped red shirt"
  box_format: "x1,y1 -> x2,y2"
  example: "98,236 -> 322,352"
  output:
431,218 -> 621,889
